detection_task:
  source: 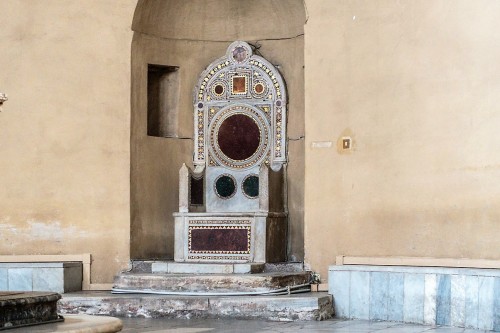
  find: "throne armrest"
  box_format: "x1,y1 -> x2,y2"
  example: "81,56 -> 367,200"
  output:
179,163 -> 205,212
259,164 -> 285,213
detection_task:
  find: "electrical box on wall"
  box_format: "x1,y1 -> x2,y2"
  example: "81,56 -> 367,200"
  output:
342,137 -> 351,150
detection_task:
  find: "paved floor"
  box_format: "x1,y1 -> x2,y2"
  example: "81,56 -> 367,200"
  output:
119,318 -> 491,333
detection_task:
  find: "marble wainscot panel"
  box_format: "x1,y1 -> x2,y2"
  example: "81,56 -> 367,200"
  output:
0,262 -> 82,293
329,265 -> 500,331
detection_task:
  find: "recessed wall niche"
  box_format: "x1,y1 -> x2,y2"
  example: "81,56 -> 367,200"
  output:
147,64 -> 180,138
131,0 -> 305,262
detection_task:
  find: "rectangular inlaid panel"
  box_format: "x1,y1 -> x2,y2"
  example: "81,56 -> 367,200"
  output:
189,226 -> 250,254
232,76 -> 247,94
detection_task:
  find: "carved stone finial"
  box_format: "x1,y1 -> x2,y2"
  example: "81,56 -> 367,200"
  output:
0,93 -> 7,112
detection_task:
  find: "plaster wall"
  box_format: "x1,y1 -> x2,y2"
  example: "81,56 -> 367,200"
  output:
304,0 -> 500,282
0,0 -> 136,283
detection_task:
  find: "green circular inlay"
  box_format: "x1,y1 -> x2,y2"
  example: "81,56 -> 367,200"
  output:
215,175 -> 236,199
242,175 -> 259,198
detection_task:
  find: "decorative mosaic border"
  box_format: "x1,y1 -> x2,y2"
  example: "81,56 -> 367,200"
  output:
188,220 -> 252,225
197,61 -> 230,102
230,74 -> 249,96
208,105 -> 270,170
187,256 -> 249,261
193,41 -> 287,168
249,59 -> 283,99
188,225 -> 251,255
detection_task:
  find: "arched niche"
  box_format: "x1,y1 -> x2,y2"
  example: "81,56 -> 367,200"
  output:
130,0 -> 306,262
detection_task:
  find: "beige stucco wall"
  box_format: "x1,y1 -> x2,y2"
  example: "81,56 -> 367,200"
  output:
0,0 -> 136,283
2,0 -> 498,286
304,0 -> 500,281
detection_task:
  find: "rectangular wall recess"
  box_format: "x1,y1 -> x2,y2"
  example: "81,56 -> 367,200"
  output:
147,64 -> 180,138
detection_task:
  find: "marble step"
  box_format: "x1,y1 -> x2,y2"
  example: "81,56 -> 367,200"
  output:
112,271 -> 311,294
58,291 -> 334,321
130,260 -> 305,274
151,261 -> 265,274
0,292 -> 62,330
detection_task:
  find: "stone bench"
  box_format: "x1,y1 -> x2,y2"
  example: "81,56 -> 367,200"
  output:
329,265 -> 500,331
0,262 -> 82,294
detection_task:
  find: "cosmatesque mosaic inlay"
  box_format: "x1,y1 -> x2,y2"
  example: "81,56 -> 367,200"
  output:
174,41 -> 288,264
188,226 -> 251,254
193,41 -> 287,170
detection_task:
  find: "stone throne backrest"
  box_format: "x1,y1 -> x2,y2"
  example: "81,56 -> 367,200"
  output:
187,41 -> 287,213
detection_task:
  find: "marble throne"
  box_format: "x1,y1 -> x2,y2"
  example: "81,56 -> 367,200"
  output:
174,41 -> 288,269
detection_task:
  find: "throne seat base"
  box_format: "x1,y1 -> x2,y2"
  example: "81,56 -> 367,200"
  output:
151,261 -> 264,274
174,212 -> 287,264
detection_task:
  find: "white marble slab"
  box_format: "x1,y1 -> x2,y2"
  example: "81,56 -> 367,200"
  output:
328,265 -> 499,331
329,270 -> 350,318
403,273 -> 424,324
424,274 -> 437,325
450,274 -> 466,327
0,268 -> 7,290
8,268 -> 33,291
349,271 -> 369,319
329,265 -> 500,277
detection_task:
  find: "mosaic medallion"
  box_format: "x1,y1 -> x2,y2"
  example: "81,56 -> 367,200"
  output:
242,175 -> 259,199
208,104 -> 270,170
214,174 -> 236,199
217,114 -> 260,161
193,40 -> 287,170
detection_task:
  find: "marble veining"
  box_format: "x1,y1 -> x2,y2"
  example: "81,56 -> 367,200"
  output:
329,265 -> 499,331
436,274 -> 451,326
493,277 -> 500,332
403,274 -> 424,324
465,275 -> 479,329
0,269 -> 7,290
8,268 -> 33,291
424,274 -> 437,325
478,276 -> 495,331
33,268 -> 64,293
329,270 -> 350,318
369,272 -> 389,320
450,274 -> 466,327
387,272 -> 404,322
349,271 -> 369,319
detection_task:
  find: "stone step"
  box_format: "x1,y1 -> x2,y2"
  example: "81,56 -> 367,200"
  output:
112,271 -> 311,294
151,261 -> 265,274
129,260 -> 305,274
58,291 -> 334,321
0,292 -> 62,330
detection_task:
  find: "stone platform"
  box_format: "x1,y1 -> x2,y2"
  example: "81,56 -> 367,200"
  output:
58,291 -> 333,321
0,292 -> 62,330
115,260 -> 310,295
151,261 -> 265,274
113,271 -> 311,295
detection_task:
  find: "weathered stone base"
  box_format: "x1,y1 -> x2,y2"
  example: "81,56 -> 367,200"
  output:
0,292 -> 62,330
113,271 -> 311,294
130,260 -> 305,274
151,261 -> 265,274
58,291 -> 333,321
